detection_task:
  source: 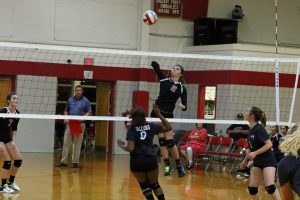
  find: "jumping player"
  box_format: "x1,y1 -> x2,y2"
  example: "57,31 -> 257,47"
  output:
0,92 -> 23,193
241,106 -> 281,200
150,61 -> 187,177
117,105 -> 170,200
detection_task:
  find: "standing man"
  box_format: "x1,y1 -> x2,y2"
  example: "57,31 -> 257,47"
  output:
56,85 -> 92,168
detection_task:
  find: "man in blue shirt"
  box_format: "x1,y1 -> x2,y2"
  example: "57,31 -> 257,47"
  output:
56,85 -> 92,168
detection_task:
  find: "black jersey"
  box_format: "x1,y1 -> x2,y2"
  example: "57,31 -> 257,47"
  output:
152,63 -> 187,113
0,107 -> 20,136
126,123 -> 162,157
247,123 -> 275,164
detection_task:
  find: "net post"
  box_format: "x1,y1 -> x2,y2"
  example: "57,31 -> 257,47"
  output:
288,62 -> 300,125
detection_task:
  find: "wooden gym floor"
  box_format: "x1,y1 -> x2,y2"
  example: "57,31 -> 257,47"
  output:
0,152 -> 299,200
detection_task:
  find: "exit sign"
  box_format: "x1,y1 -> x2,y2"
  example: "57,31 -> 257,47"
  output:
84,58 -> 94,65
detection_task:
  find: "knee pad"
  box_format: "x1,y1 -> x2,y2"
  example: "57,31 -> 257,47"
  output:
3,161 -> 11,170
166,139 -> 175,149
139,182 -> 153,200
150,182 -> 161,191
14,159 -> 22,168
158,138 -> 166,147
248,187 -> 258,195
265,184 -> 276,194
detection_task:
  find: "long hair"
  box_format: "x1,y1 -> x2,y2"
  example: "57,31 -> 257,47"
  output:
280,124 -> 300,157
175,64 -> 186,84
249,106 -> 267,127
130,107 -> 146,127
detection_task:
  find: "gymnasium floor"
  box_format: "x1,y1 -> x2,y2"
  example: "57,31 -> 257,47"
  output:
0,152 -> 298,200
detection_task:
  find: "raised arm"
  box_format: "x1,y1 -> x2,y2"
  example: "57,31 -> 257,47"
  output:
179,86 -> 187,111
151,61 -> 166,80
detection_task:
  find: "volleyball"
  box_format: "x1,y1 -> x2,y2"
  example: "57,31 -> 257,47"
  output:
143,10 -> 158,25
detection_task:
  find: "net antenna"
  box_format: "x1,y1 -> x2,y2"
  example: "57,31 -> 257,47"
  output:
274,0 -> 280,125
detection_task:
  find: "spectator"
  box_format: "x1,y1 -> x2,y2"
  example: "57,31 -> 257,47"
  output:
179,123 -> 209,169
56,85 -> 92,168
226,113 -> 249,141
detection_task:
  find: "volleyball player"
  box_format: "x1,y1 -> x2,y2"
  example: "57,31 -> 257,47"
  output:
0,93 -> 23,193
117,105 -> 170,200
241,106 -> 281,200
150,61 -> 186,177
278,124 -> 300,199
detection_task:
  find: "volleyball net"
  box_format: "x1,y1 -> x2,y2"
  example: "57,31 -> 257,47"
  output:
0,42 -> 299,134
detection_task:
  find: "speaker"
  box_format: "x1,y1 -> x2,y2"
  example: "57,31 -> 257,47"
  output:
194,18 -> 215,45
215,19 -> 238,44
194,18 -> 238,45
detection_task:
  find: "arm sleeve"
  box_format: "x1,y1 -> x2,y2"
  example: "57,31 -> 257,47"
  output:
181,86 -> 187,111
65,99 -> 70,113
151,61 -> 165,80
126,128 -> 136,142
85,99 -> 92,113
257,127 -> 269,143
227,124 -> 235,131
196,129 -> 208,143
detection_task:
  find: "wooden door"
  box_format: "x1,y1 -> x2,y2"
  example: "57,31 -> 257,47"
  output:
0,79 -> 12,107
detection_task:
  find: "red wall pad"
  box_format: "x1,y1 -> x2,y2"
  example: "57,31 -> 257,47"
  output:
132,91 -> 149,116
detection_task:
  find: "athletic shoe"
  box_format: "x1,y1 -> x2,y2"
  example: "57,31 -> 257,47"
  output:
8,182 -> 20,191
55,162 -> 68,167
0,184 -> 14,194
177,165 -> 186,177
186,163 -> 193,170
237,169 -> 250,177
164,166 -> 173,176
71,163 -> 80,168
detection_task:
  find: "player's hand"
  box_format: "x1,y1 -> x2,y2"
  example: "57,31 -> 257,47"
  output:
239,160 -> 247,169
117,139 -> 125,148
247,152 -> 256,160
177,103 -> 186,110
64,119 -> 69,124
151,61 -> 160,68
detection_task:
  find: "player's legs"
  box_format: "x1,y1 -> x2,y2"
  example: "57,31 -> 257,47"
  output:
248,166 -> 263,200
0,142 -> 14,193
60,125 -> 73,165
132,172 -> 155,200
147,169 -> 165,200
72,124 -> 85,167
164,131 -> 185,177
263,167 -> 281,200
5,141 -> 22,191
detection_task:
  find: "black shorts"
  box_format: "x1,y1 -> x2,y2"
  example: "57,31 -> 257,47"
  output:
253,160 -> 277,169
130,155 -> 158,172
0,134 -> 12,144
150,109 -> 173,118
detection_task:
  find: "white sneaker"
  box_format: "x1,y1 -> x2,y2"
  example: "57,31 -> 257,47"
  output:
9,183 -> 20,191
0,184 -> 14,194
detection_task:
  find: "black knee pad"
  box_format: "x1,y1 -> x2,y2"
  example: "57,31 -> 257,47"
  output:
158,138 -> 166,147
248,187 -> 258,195
150,182 -> 161,191
265,184 -> 276,194
166,139 -> 175,148
139,182 -> 153,200
3,161 -> 11,170
14,159 -> 22,168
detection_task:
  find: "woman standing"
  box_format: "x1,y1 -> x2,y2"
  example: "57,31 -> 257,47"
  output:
117,105 -> 171,200
0,92 -> 23,193
150,61 -> 187,177
241,106 -> 281,200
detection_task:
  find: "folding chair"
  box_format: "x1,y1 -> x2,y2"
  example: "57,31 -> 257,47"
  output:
221,138 -> 248,173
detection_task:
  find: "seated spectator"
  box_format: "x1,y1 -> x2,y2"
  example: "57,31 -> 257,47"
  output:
226,113 -> 249,141
278,124 -> 300,199
269,125 -> 284,163
280,125 -> 289,137
179,123 -> 209,170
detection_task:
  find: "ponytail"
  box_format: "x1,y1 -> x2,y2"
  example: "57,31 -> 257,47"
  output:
250,106 -> 267,127
260,111 -> 267,127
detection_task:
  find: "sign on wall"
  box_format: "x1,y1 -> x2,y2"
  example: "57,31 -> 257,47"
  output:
154,0 -> 181,17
